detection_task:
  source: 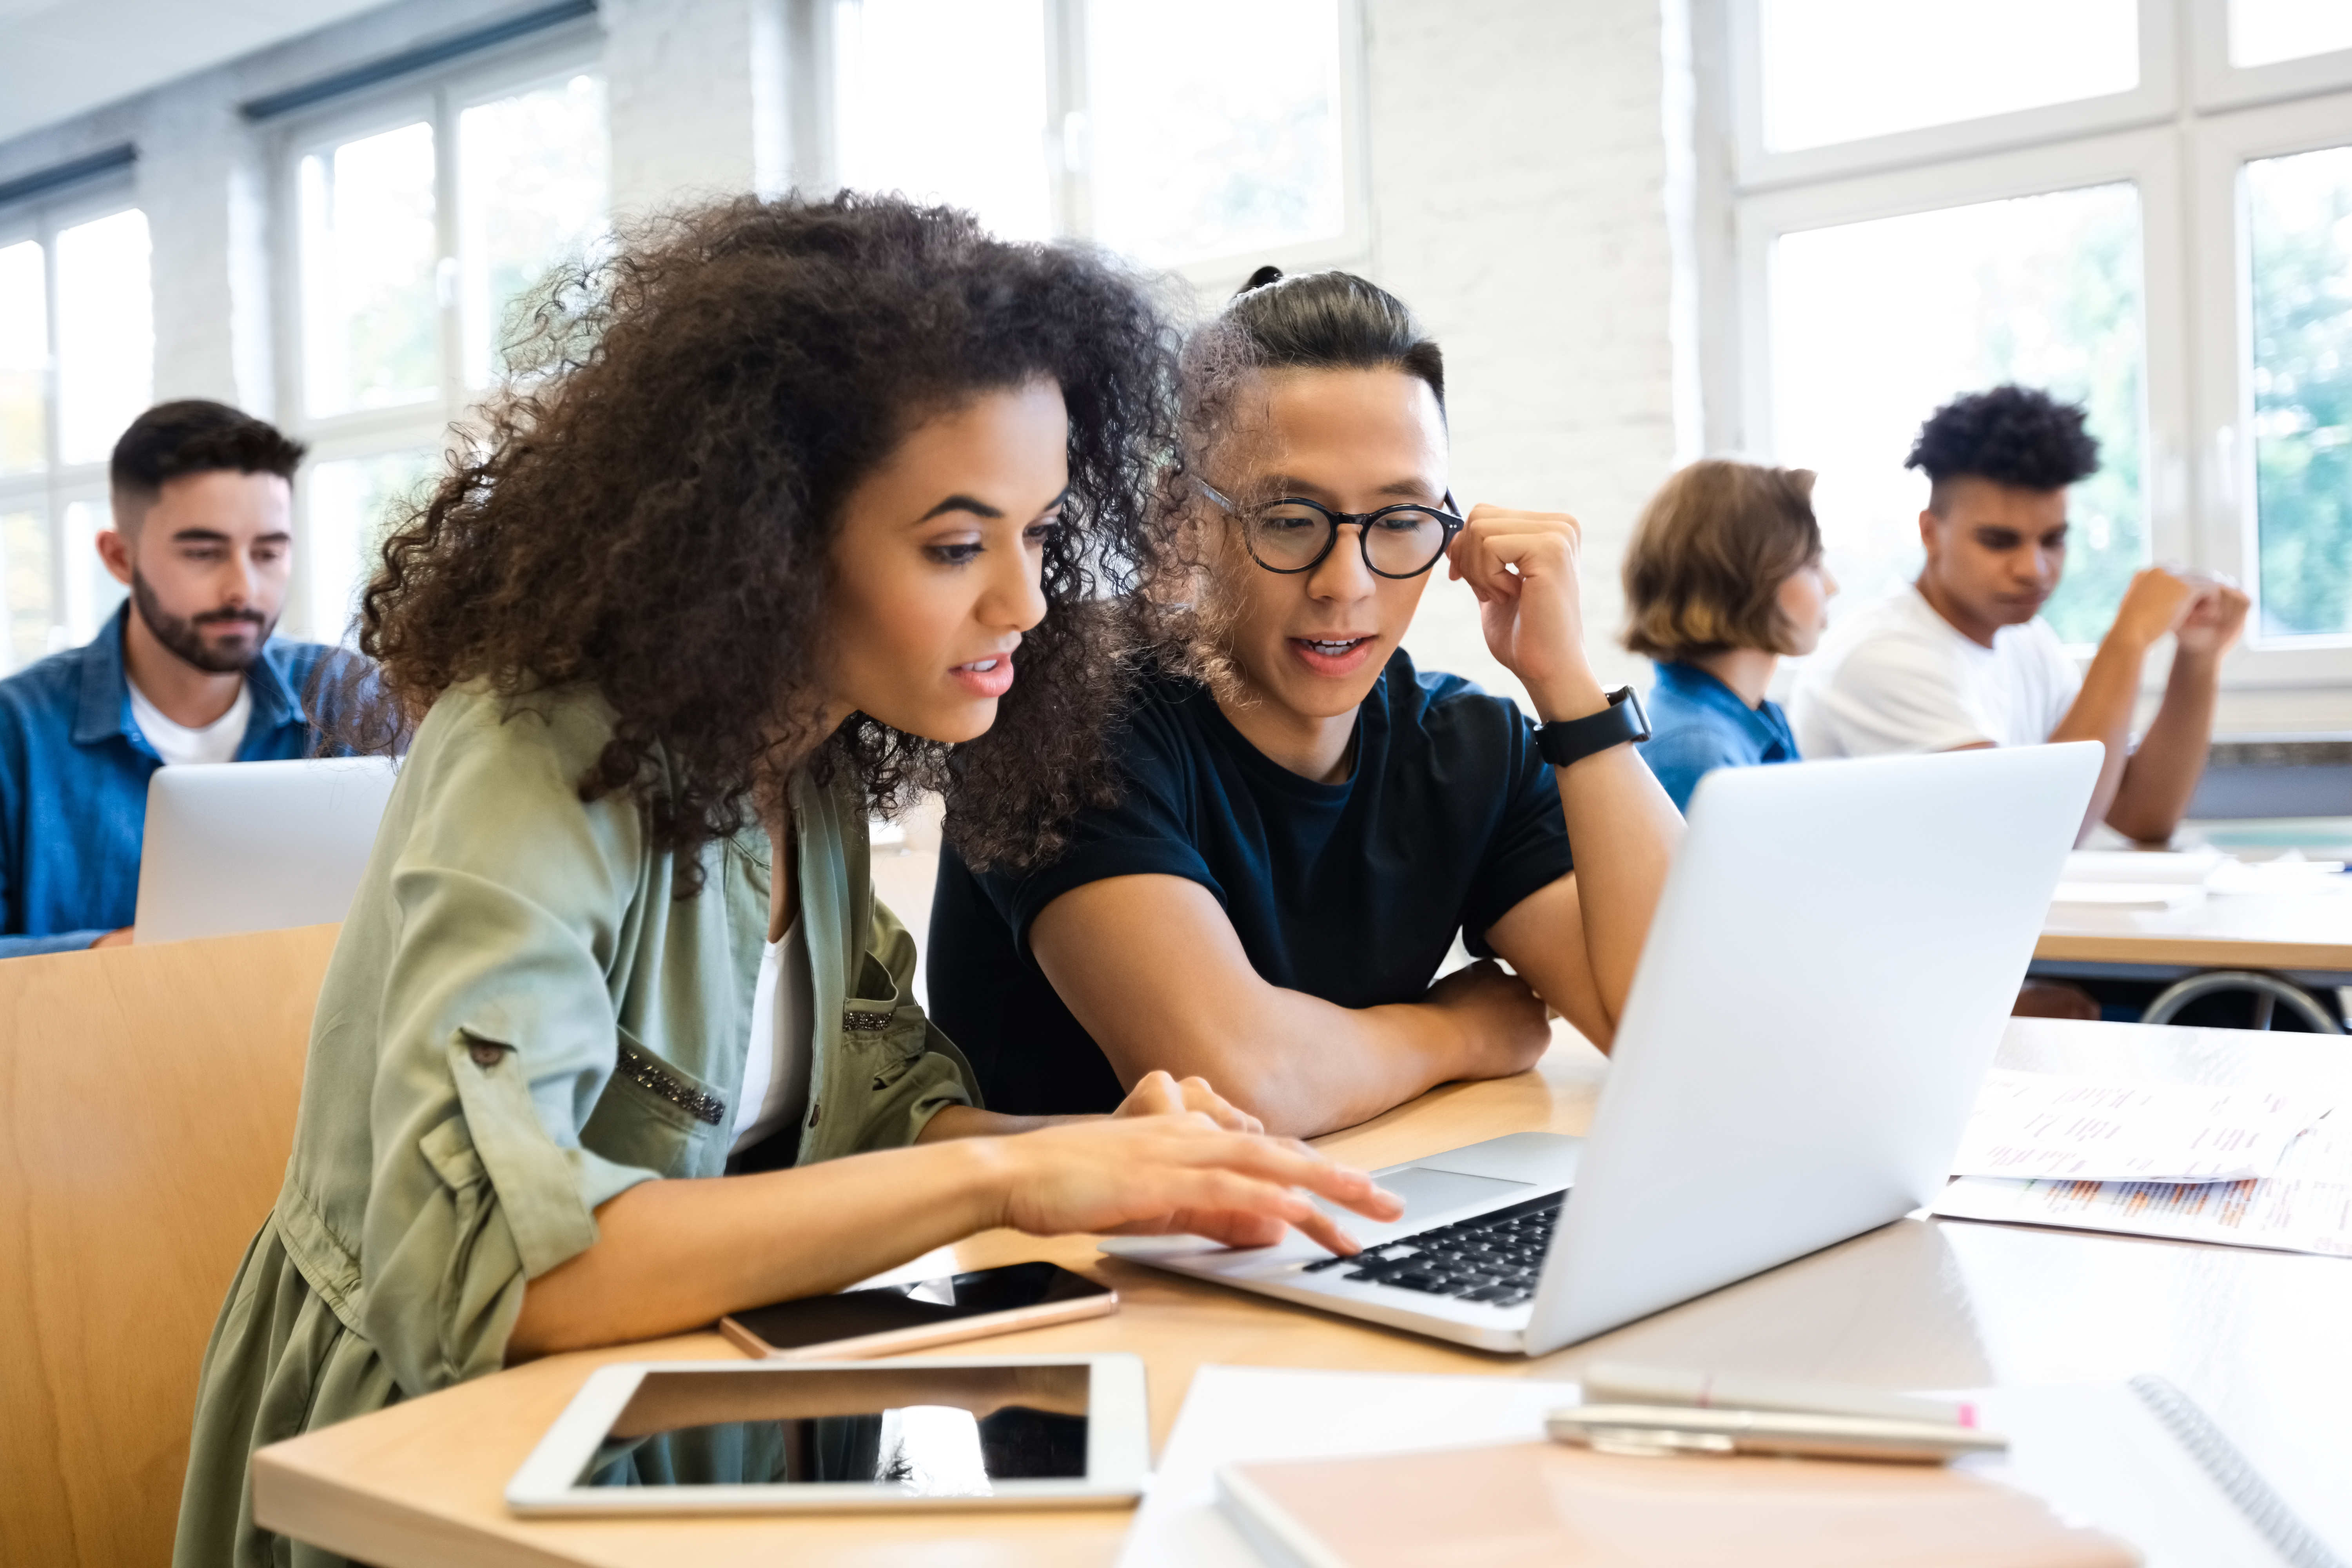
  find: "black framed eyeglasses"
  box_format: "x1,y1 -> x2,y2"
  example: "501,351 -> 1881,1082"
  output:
1192,477 -> 1464,580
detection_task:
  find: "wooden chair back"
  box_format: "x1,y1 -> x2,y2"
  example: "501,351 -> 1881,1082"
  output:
0,924 -> 341,1568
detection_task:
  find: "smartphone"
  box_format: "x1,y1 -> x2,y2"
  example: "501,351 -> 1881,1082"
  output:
718,1261 -> 1116,1361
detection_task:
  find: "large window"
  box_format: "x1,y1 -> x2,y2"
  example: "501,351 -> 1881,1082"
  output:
279,51 -> 606,643
0,190 -> 151,672
1732,0 -> 2352,696
829,0 -> 1359,277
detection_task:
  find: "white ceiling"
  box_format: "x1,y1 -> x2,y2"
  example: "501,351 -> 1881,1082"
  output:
0,0 -> 397,146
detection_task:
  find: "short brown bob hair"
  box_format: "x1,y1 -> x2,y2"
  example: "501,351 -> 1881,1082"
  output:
1621,458 -> 1821,661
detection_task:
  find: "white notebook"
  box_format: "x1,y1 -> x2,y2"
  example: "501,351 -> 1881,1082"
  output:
1118,1367 -> 2343,1568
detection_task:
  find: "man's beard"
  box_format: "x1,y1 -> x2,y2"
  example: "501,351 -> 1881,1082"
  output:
131,571 -> 274,675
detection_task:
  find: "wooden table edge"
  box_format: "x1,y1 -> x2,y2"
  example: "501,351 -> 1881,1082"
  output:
2034,932 -> 2352,971
255,1445 -> 585,1568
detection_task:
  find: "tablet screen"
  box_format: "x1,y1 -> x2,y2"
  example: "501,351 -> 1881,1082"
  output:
574,1364 -> 1090,1497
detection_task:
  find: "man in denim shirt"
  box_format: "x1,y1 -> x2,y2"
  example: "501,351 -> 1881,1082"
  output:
0,401 -> 356,957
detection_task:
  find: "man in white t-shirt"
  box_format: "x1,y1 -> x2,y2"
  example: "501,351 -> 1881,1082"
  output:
1794,385 -> 2248,847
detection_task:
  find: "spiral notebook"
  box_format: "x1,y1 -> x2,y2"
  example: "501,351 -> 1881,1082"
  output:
1117,1367 -> 2346,1568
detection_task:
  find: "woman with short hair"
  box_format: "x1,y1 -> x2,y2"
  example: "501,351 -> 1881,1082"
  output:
1620,459 -> 1837,812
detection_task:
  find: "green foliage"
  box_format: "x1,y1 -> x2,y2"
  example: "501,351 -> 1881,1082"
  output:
2249,147 -> 2352,639
1965,187 -> 2145,646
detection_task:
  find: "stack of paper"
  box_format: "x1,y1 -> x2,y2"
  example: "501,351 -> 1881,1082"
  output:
2051,848 -> 2350,909
1950,1071 -> 2336,1184
2053,851 -> 2218,911
1938,1071 -> 2352,1258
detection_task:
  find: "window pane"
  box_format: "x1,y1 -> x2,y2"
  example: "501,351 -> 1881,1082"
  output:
54,210 -> 152,466
60,497 -> 126,646
2247,143 -> 2352,639
305,449 -> 436,644
833,0 -> 1052,241
1760,0 -> 2138,152
1770,183 -> 2147,646
2231,0 -> 2352,67
1,508 -> 51,672
302,122 -> 441,417
459,73 -> 608,387
0,240 -> 45,475
1086,0 -> 1344,267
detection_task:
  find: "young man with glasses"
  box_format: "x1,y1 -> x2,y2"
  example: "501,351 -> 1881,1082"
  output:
926,269 -> 1682,1137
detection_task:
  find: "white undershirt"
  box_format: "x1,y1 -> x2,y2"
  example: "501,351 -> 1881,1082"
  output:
730,914 -> 816,1153
129,677 -> 251,766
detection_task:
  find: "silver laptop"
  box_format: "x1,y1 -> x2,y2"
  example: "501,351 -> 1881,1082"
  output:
1102,742 -> 2100,1355
133,757 -> 399,945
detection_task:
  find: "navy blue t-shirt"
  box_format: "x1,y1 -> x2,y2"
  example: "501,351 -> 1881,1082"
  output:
926,648 -> 1577,1115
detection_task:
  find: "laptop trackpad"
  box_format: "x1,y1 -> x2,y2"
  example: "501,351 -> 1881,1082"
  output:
1317,1166 -> 1534,1230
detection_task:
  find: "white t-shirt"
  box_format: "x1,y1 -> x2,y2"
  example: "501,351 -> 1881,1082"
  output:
129,678 -> 251,766
1791,585 -> 2082,759
730,914 -> 816,1154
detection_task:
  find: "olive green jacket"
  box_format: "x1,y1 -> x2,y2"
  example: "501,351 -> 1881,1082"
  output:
174,683 -> 975,1568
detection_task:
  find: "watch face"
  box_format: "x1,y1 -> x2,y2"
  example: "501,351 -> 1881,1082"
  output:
1616,685 -> 1652,742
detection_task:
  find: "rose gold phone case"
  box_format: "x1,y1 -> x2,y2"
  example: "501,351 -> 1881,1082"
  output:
718,1289 -> 1118,1362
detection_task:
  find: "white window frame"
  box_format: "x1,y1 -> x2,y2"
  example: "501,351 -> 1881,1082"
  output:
0,175 -> 146,667
268,29 -> 605,641
818,0 -> 1371,289
2191,89 -> 2352,675
2191,1 -> 2352,111
1730,0 -> 2180,192
1722,0 -> 2352,706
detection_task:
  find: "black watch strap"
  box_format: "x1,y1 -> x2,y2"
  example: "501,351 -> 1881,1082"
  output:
1535,686 -> 1650,768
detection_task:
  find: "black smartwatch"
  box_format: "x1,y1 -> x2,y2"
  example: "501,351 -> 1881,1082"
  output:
1535,686 -> 1650,768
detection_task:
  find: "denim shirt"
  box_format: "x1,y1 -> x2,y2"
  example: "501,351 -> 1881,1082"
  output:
1637,659 -> 1800,813
0,604 -> 352,957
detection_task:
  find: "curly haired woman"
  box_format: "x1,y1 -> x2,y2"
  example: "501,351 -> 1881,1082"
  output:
173,196 -> 1398,1568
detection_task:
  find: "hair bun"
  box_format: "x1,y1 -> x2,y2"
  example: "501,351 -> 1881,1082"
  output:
1238,264 -> 1285,295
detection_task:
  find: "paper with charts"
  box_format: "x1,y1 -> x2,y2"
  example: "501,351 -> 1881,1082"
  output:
1935,1113 -> 2352,1259
1948,1070 -> 2335,1183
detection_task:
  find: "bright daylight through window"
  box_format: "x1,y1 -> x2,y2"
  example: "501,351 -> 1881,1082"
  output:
833,0 -> 1347,271
1084,0 -> 1344,267
2246,142 -> 2352,639
1748,0 -> 2352,664
291,67 -> 606,642
1759,0 -> 2138,151
0,204 -> 151,671
1771,185 -> 2146,646
2231,0 -> 2352,67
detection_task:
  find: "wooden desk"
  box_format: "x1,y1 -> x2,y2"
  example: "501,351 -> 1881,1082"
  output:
252,1019 -> 2352,1566
2036,818 -> 2352,985
2034,879 -> 2352,983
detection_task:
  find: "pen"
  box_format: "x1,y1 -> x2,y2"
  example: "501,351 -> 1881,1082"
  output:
1580,1361 -> 1981,1428
1546,1404 -> 2009,1464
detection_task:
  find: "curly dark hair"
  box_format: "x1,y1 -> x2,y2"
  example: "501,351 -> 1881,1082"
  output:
344,192 -> 1185,882
1906,385 -> 2100,503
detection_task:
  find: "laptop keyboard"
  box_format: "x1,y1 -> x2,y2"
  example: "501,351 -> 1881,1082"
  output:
1299,1190 -> 1565,1308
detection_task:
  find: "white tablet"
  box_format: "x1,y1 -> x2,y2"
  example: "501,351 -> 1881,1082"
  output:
505,1354 -> 1150,1514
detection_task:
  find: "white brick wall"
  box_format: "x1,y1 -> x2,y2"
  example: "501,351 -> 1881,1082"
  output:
1368,0 -> 1685,710
604,0 -> 791,217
